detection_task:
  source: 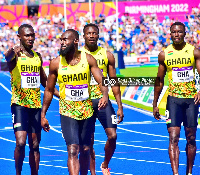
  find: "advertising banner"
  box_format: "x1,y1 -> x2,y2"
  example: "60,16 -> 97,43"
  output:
118,0 -> 200,22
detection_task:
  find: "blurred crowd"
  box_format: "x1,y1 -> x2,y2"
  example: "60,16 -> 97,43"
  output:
0,6 -> 200,62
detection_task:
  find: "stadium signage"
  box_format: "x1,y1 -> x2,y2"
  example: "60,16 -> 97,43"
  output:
125,4 -> 189,14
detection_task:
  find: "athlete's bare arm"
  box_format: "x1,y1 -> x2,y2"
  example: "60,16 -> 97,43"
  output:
194,48 -> 200,104
5,45 -> 22,62
86,53 -> 108,109
41,56 -> 60,132
4,46 -> 22,72
107,51 -> 124,124
153,51 -> 166,120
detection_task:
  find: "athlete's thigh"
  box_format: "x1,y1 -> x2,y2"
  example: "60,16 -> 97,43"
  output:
60,115 -> 79,145
79,115 -> 96,146
11,104 -> 29,132
97,99 -> 117,129
184,98 -> 198,127
166,96 -> 184,128
28,108 -> 42,133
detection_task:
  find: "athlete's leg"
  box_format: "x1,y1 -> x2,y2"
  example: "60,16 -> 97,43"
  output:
97,99 -> 117,169
67,144 -> 80,175
14,131 -> 27,175
60,115 -> 82,174
80,115 -> 96,174
168,127 -> 180,175
79,145 -> 90,175
185,127 -> 197,175
28,133 -> 41,175
101,128 -> 117,169
89,133 -> 96,175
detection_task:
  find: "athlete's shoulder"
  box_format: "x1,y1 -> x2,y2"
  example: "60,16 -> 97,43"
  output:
164,44 -> 173,52
158,51 -> 165,63
35,51 -> 41,57
185,42 -> 195,50
51,56 -> 60,65
98,46 -> 107,53
79,46 -> 85,51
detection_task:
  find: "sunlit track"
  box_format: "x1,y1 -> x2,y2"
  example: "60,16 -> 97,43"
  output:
1,72 -> 200,174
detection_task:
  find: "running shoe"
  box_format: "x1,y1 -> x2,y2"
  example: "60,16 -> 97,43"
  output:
100,163 -> 111,175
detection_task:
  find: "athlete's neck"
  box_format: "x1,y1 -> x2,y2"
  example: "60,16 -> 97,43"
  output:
64,50 -> 80,64
84,45 -> 98,52
172,41 -> 186,51
20,43 -> 33,56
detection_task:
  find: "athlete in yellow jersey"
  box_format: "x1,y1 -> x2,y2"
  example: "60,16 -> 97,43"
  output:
153,22 -> 200,175
4,24 -> 59,175
41,29 -> 108,175
81,23 -> 124,175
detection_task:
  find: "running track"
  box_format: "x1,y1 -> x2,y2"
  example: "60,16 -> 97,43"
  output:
0,71 -> 200,175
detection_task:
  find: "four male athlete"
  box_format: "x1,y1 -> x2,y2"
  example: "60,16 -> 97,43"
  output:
5,21 -> 200,175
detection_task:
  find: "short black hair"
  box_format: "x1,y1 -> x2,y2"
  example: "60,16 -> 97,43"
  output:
170,22 -> 185,32
66,29 -> 79,40
18,24 -> 34,35
83,23 -> 99,34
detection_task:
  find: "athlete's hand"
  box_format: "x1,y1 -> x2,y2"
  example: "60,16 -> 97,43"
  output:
41,117 -> 50,132
98,96 -> 108,110
153,106 -> 161,120
13,45 -> 23,57
194,92 -> 200,104
117,107 -> 124,124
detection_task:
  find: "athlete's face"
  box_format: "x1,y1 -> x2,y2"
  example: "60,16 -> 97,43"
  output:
18,27 -> 35,50
60,31 -> 76,56
83,26 -> 99,47
170,25 -> 185,45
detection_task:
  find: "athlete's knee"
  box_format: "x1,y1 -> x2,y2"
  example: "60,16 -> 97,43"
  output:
29,143 -> 39,153
67,144 -> 79,158
16,141 -> 26,151
29,138 -> 40,152
187,135 -> 196,146
81,145 -> 90,155
107,132 -> 117,141
169,135 -> 179,146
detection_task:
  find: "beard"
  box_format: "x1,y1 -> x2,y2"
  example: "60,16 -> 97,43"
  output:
60,43 -> 75,56
21,40 -> 33,50
87,42 -> 97,47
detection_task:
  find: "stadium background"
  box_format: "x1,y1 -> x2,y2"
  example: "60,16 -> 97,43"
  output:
0,0 -> 200,114
0,0 -> 200,174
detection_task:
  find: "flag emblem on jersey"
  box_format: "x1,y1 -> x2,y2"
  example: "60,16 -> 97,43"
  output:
168,51 -> 173,55
62,66 -> 67,70
21,57 -> 26,60
14,123 -> 21,128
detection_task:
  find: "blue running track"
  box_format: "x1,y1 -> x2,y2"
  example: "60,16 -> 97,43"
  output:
0,71 -> 200,175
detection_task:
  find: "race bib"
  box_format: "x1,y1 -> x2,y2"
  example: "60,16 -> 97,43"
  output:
172,66 -> 194,83
111,115 -> 117,125
90,69 -> 103,85
65,84 -> 89,101
21,72 -> 40,88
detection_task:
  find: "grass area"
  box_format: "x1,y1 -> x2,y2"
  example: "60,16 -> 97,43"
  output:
120,66 -> 169,85
116,65 -> 167,116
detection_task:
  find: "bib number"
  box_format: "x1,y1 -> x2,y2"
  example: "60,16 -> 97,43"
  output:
65,84 -> 89,101
172,66 -> 194,83
111,115 -> 117,125
21,72 -> 40,88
